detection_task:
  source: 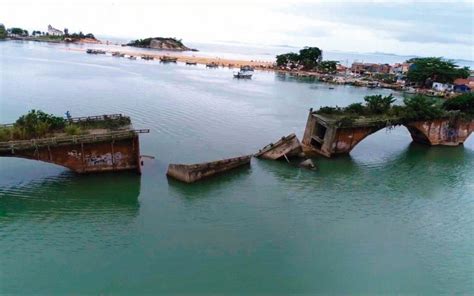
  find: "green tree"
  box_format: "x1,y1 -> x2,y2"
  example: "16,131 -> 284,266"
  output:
10,27 -> 25,35
407,57 -> 470,86
364,94 -> 395,114
15,110 -> 66,138
0,24 -> 6,39
275,52 -> 299,67
401,95 -> 444,121
298,47 -> 322,70
317,60 -> 338,73
443,93 -> 474,116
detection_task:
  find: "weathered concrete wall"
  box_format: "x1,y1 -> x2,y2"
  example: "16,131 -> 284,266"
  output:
255,134 -> 303,160
302,116 -> 381,157
406,119 -> 474,146
302,111 -> 474,157
167,155 -> 251,183
0,135 -> 141,173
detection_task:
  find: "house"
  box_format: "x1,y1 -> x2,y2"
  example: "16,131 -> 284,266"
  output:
351,62 -> 367,74
47,25 -> 63,36
432,82 -> 453,92
391,63 -> 411,74
336,64 -> 347,72
351,62 -> 391,74
453,78 -> 473,93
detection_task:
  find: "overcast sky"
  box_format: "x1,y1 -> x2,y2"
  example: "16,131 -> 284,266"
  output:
1,0 -> 473,60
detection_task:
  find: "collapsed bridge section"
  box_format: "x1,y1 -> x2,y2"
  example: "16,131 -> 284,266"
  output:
302,110 -> 474,158
0,114 -> 149,173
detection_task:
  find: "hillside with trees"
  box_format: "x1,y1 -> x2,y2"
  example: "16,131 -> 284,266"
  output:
126,37 -> 196,51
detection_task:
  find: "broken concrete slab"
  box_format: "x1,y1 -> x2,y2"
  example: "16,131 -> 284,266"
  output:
254,133 -> 304,160
166,155 -> 252,183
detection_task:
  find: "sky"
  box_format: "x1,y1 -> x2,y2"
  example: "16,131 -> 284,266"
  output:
1,0 -> 473,60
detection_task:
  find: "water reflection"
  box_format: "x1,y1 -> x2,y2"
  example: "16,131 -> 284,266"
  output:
0,171 -> 141,220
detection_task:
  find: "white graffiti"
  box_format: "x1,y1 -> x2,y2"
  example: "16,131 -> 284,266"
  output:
86,152 -> 123,166
67,150 -> 82,159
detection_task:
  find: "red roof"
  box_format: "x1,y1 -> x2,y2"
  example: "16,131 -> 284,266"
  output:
454,78 -> 469,85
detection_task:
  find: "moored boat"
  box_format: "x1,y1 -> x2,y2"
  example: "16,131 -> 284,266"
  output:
233,71 -> 253,79
112,52 -> 125,57
141,55 -> 154,60
240,65 -> 254,71
206,62 -> 219,68
167,155 -> 252,183
86,49 -> 106,54
185,61 -> 197,65
160,56 -> 178,63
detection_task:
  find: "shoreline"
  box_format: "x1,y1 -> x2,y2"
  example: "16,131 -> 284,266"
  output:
67,46 -> 275,69
7,39 -> 455,97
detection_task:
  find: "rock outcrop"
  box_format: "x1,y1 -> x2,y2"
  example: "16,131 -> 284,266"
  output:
126,37 -> 197,51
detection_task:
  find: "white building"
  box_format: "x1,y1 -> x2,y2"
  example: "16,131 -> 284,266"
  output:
47,25 -> 63,36
432,82 -> 453,92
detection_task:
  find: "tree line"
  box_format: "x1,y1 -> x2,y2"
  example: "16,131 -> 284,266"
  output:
276,47 -> 338,73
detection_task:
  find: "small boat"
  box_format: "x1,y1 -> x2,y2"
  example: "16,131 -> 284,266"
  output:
206,62 -> 219,68
233,71 -> 253,79
367,82 -> 379,89
167,155 -> 252,183
328,87 -> 335,90
141,55 -> 154,60
112,52 -> 125,57
160,56 -> 178,63
185,61 -> 197,65
86,49 -> 106,54
240,65 -> 254,71
128,56 -> 137,60
255,133 -> 304,160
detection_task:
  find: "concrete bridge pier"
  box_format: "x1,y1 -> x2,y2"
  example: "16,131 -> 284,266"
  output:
405,119 -> 474,146
0,130 -> 148,174
302,110 -> 474,158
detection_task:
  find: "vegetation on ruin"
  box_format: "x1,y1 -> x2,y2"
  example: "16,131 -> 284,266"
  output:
315,93 -> 474,126
0,110 -> 131,142
442,93 -> 474,118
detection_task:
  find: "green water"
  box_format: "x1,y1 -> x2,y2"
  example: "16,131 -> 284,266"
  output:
1,41 -> 473,294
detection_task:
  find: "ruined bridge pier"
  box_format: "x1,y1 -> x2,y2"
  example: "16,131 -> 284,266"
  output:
0,130 -> 148,173
302,111 -> 474,157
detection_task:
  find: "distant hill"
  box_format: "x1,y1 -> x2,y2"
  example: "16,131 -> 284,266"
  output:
126,37 -> 197,51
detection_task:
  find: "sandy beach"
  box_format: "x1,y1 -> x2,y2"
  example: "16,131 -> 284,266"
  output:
64,45 -> 275,69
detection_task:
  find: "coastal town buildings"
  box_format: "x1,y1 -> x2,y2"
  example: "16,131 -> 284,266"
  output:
391,63 -> 412,75
350,62 -> 391,74
432,82 -> 453,92
47,25 -> 63,36
453,77 -> 474,93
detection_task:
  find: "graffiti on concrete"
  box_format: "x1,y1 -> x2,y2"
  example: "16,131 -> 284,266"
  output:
67,150 -> 82,159
86,152 -> 123,166
445,128 -> 458,140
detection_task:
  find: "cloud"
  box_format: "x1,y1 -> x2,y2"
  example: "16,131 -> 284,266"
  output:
0,0 -> 472,59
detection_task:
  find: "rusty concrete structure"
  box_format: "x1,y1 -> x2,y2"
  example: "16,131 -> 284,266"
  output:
0,115 -> 149,173
255,133 -> 304,160
302,110 -> 474,157
167,155 -> 252,183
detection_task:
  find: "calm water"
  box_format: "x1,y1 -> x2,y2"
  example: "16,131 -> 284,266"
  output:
1,41 -> 473,294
